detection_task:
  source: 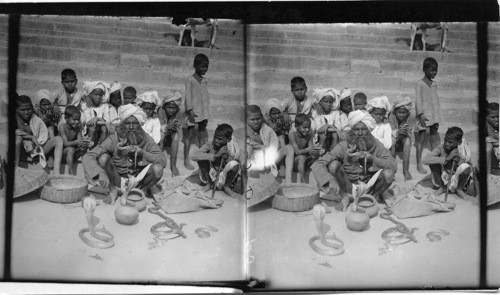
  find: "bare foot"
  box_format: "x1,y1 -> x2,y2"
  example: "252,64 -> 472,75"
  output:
223,185 -> 242,198
184,161 -> 194,170
435,187 -> 445,196
456,189 -> 479,205
417,165 -> 428,174
279,165 -> 286,177
171,166 -> 180,176
201,183 -> 212,192
403,170 -> 413,181
104,188 -> 118,205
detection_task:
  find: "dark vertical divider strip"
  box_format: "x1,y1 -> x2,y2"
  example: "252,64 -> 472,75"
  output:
477,22 -> 488,288
242,22 -> 248,280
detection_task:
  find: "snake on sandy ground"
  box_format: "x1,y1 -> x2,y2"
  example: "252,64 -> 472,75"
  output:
194,225 -> 219,238
379,210 -> 417,255
426,229 -> 450,242
309,204 -> 345,256
148,202 -> 187,239
79,197 -> 115,249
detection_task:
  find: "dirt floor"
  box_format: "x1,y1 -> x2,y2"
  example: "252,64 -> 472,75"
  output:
2,127 -> 500,290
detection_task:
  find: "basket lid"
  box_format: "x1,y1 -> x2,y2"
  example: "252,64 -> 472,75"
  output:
14,166 -> 49,198
246,174 -> 280,208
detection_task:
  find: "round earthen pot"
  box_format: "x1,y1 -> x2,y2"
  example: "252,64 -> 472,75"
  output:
115,204 -> 139,225
356,194 -> 379,218
345,204 -> 370,231
126,188 -> 147,212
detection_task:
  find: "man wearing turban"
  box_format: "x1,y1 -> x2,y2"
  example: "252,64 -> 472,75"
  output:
312,110 -> 397,210
82,104 -> 167,204
388,96 -> 416,181
158,91 -> 186,176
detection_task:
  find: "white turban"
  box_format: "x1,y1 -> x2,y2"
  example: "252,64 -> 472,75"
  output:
312,88 -> 340,110
109,81 -> 122,94
162,91 -> 183,107
348,110 -> 376,131
367,96 -> 392,113
136,91 -> 162,108
34,89 -> 53,106
265,98 -> 282,114
339,88 -> 352,100
118,104 -> 147,125
393,96 -> 413,111
83,81 -> 110,103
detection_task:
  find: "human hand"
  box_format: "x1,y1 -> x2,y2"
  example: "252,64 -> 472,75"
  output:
324,179 -> 340,195
16,129 -> 29,137
215,146 -> 229,159
188,110 -> 196,123
97,172 -> 109,188
419,115 -> 427,128
338,131 -> 347,141
317,125 -> 329,134
446,149 -> 460,163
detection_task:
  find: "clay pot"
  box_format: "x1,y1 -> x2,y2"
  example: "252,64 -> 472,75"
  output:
115,204 -> 139,225
345,204 -> 370,231
126,188 -> 147,212
356,194 -> 379,218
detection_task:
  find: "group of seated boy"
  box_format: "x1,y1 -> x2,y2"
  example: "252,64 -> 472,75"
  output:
15,68 -> 244,202
246,76 -> 499,205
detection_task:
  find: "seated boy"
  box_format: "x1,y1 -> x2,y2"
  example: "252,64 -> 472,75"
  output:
264,98 -> 290,148
108,81 -> 122,133
367,96 -> 392,150
422,126 -> 477,202
387,96 -> 415,181
331,89 -> 353,138
246,105 -> 294,183
81,81 -> 110,149
282,77 -> 315,132
158,91 -> 186,176
59,106 -> 90,175
15,95 -> 64,175
136,91 -> 162,145
311,88 -> 341,152
486,102 -> 499,175
289,114 -> 322,183
353,92 -> 368,111
34,89 -> 60,138
122,86 -> 137,106
52,68 -> 85,117
190,123 -> 242,198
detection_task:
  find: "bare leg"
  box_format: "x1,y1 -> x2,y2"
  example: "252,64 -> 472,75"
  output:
63,147 -> 76,175
42,136 -> 63,175
428,163 -> 445,195
455,167 -> 477,203
222,164 -> 241,198
138,163 -> 164,194
278,135 -> 287,149
15,135 -> 23,167
429,124 -> 440,151
190,24 -> 196,47
98,153 -> 121,204
402,137 -> 413,181
416,130 -> 427,174
170,133 -> 180,176
368,168 -> 395,200
295,155 -> 307,183
99,125 -> 108,145
276,145 -> 294,183
198,120 -> 209,148
183,127 -> 195,170
486,142 -> 493,175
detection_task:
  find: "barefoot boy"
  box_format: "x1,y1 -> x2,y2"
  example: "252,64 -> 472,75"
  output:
191,123 -> 242,198
15,95 -> 64,175
246,105 -> 294,182
486,102 -> 499,175
59,105 -> 90,175
422,126 -> 476,202
388,96 -> 416,181
289,114 -> 322,183
415,57 -> 442,174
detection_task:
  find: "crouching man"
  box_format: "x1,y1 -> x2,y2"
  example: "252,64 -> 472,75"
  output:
83,104 -> 167,204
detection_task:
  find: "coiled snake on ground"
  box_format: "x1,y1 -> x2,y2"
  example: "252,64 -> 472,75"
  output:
148,202 -> 187,239
79,196 -> 115,249
379,210 -> 417,255
309,204 -> 345,256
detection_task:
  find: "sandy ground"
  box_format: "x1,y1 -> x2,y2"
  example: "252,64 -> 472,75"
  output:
8,138 -> 247,283
248,143 -> 500,290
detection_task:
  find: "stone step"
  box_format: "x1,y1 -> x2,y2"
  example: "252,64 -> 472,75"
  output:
16,33 -> 244,62
10,44 -> 244,73
12,58 -> 244,90
248,43 -> 500,67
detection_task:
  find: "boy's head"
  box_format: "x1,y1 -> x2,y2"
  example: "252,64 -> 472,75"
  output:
423,57 -> 438,81
444,127 -> 463,153
109,90 -> 122,108
16,95 -> 34,122
163,101 -> 179,117
247,105 -> 264,132
194,54 -> 209,77
89,88 -> 105,106
487,102 -> 499,130
394,106 -> 410,123
353,93 -> 367,111
61,69 -> 78,94
319,95 -> 335,114
290,77 -> 307,102
339,97 -> 353,115
393,96 -> 412,123
295,113 -> 311,136
214,123 -> 233,149
140,102 -> 156,118
64,105 -> 81,129
367,96 -> 391,124
123,87 -> 137,105
35,90 -> 53,112
269,107 -> 282,120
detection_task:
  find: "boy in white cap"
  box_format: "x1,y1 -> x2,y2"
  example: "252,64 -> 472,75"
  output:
367,95 -> 392,150
136,91 -> 162,145
311,88 -> 342,152
81,81 -> 111,149
264,98 -> 290,149
388,96 -> 415,181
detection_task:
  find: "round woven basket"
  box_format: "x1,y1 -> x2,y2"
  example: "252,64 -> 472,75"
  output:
40,175 -> 88,203
272,183 -> 319,212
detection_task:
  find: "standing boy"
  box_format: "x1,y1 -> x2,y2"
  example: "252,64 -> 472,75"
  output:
415,57 -> 442,174
289,114 -> 322,183
388,96 -> 415,181
282,77 -> 315,131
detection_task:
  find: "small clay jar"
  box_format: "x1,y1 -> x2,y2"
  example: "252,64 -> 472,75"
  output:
115,203 -> 139,225
345,204 -> 370,231
126,188 -> 147,212
356,194 -> 379,218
